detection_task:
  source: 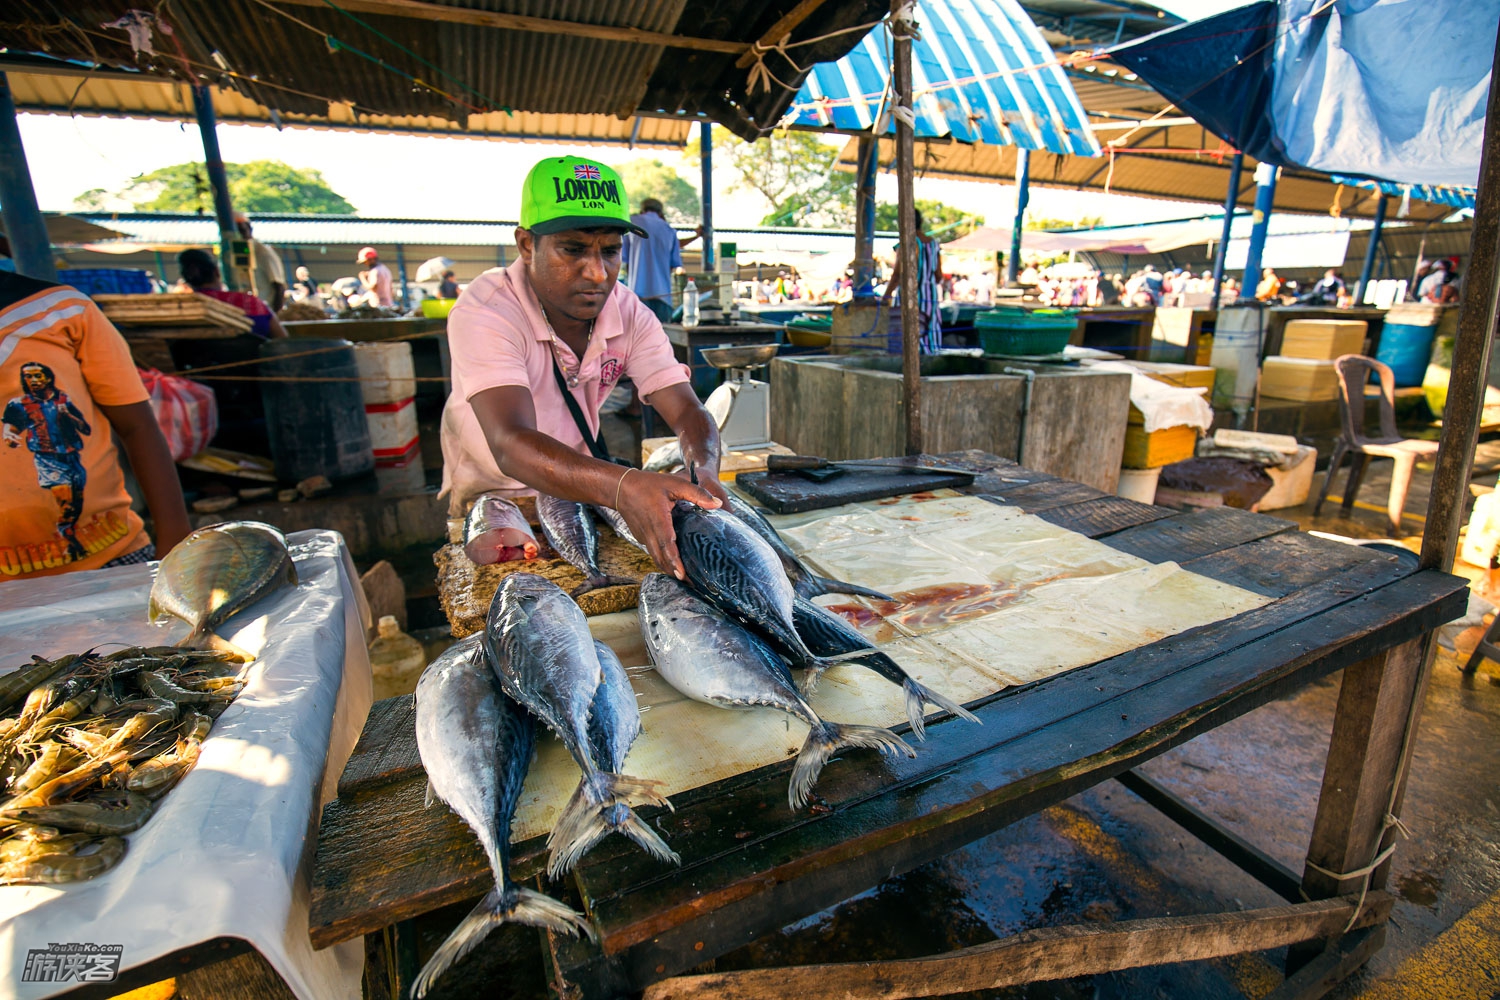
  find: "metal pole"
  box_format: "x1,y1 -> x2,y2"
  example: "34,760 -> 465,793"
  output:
853,135 -> 878,294
1006,149 -> 1030,285
1211,151 -> 1245,304
700,122 -> 715,271
893,0 -> 921,456
1422,22 -> 1500,577
0,72 -> 56,282
395,243 -> 409,311
1239,161 -> 1278,299
1354,194 -> 1388,306
191,84 -> 238,290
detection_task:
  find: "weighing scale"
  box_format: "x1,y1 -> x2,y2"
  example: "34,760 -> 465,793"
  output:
699,344 -> 778,451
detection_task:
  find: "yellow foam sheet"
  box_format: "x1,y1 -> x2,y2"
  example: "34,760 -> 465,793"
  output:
505,493 -> 1269,842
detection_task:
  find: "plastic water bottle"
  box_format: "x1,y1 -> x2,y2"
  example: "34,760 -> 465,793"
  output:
682,278 -> 700,329
368,615 -> 426,701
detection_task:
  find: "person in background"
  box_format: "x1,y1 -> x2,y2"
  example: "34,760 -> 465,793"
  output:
1299,268 -> 1346,306
623,198 -> 702,323
178,249 -> 287,340
439,269 -> 461,299
1255,267 -> 1282,302
882,208 -> 944,354
1418,259 -> 1459,304
234,212 -> 286,311
0,271 -> 190,575
1096,272 -> 1120,306
356,247 -> 395,308
292,265 -> 319,300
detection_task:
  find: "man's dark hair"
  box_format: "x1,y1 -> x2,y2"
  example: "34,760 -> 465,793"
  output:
178,248 -> 220,289
641,198 -> 665,215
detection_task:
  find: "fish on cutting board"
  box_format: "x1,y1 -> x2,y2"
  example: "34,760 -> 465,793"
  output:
463,493 -> 540,565
536,494 -> 636,598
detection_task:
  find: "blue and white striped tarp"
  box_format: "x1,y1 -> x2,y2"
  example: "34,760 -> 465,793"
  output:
785,0 -> 1099,157
1329,176 -> 1475,212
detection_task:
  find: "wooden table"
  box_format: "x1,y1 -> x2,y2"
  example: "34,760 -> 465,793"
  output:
662,322 -> 784,396
308,451 -> 1467,1000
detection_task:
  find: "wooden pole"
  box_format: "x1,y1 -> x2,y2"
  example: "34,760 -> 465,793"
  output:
192,84 -> 239,291
893,1 -> 921,456
853,135 -> 877,294
0,72 -> 56,282
1420,20 -> 1500,574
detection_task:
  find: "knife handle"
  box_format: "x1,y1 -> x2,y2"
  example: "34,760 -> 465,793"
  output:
767,454 -> 828,471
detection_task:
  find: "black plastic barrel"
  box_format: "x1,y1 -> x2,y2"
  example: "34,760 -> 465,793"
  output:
258,339 -> 373,483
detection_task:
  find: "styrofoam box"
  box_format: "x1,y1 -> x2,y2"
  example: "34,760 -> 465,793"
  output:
367,397 -> 419,461
1257,445 -> 1317,511
354,342 -> 416,405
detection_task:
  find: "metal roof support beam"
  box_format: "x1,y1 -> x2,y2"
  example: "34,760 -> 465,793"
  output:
0,72 -> 55,282
1212,152 -> 1244,304
192,84 -> 239,291
892,0 -> 921,456
1354,195 -> 1387,306
1008,149 -> 1030,285
1240,162 -> 1278,300
272,0 -> 745,55
700,123 -> 715,271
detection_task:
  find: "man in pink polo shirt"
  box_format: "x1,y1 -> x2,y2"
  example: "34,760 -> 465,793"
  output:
441,155 -> 726,579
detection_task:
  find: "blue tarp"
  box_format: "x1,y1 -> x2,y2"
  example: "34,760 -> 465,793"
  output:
786,0 -> 1100,156
1109,0 -> 1495,189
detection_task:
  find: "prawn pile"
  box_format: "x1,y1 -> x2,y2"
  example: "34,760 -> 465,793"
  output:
0,644 -> 250,886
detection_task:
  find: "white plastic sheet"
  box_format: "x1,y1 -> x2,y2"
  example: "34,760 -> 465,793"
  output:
0,530 -> 372,1000
1082,360 -> 1214,434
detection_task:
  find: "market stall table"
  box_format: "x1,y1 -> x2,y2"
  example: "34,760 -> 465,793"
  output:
308,453 -> 1465,999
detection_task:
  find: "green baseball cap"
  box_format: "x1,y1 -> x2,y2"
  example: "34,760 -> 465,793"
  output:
519,156 -> 647,238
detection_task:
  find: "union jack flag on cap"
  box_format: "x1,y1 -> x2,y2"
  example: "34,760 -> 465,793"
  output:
574,164 -> 601,180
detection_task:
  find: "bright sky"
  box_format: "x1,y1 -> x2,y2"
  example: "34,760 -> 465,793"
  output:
14,0 -> 1248,231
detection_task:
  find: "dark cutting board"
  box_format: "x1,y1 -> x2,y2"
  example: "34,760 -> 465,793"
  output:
735,467 -> 976,514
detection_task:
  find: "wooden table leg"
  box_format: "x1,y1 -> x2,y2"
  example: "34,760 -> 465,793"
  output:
1291,635 -> 1433,977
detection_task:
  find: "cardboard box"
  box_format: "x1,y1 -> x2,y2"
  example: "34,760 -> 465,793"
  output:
1260,356 -> 1340,402
1280,319 -> 1367,360
1123,423 -> 1199,469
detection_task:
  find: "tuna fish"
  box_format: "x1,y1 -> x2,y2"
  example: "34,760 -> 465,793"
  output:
671,501 -> 866,676
463,493 -> 540,565
536,494 -> 635,598
791,598 -> 980,739
484,573 -> 674,876
147,521 -> 297,649
638,574 -> 913,809
412,635 -> 592,998
590,504 -> 647,553
723,492 -> 894,603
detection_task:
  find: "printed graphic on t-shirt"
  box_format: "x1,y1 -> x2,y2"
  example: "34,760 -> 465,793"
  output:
599,356 -> 624,391
0,360 -> 115,568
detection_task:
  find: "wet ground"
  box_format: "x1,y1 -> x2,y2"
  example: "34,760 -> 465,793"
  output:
416,414 -> 1500,999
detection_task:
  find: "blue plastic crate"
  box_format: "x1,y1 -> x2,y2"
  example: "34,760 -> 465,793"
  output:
59,268 -> 154,296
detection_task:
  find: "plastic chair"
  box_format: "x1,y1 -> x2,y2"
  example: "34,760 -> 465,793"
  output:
1312,354 -> 1439,534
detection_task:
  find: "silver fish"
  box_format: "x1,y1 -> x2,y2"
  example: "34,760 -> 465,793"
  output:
412,635 -> 592,998
724,492 -> 894,603
147,521 -> 297,649
639,574 -> 912,809
590,504 -> 647,552
463,493 -> 540,565
484,573 -> 674,876
671,502 -> 866,676
642,439 -> 684,474
791,598 -> 980,739
536,494 -> 635,598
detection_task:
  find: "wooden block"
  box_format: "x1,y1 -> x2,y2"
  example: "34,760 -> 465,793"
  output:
360,560 -> 407,634
1128,361 -> 1216,392
1123,424 -> 1199,469
1280,319 -> 1368,360
1260,357 -> 1339,402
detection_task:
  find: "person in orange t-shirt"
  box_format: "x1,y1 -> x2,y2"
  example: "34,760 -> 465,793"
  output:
0,271 -> 190,578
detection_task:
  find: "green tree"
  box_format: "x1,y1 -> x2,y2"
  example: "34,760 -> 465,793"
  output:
73,160 -> 356,214
614,159 -> 700,224
1025,215 -> 1103,231
875,198 -> 982,243
691,130 -> 853,228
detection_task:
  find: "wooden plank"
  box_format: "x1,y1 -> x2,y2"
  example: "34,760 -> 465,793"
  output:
1101,506 -> 1298,564
337,695 -> 421,797
1115,769 -> 1304,902
735,0 -> 834,67
844,369 -> 905,460
1182,532 -> 1397,598
639,894 -> 1392,1000
1030,495 -> 1174,538
980,478 -> 1106,513
770,359 -> 845,459
59,938 -> 253,1000
567,570 -> 1461,978
118,324 -> 246,340
920,375 -> 1024,461
1022,369 -> 1131,492
1265,926 -> 1384,1000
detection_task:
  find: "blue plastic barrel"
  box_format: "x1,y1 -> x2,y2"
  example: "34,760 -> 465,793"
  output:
258,339 -> 373,483
1375,322 -> 1439,387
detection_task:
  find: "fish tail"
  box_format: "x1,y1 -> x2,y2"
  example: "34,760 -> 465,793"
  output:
811,576 -> 896,603
901,678 -> 981,741
547,773 -> 677,877
810,648 -> 885,673
410,885 -> 595,998
569,575 -> 638,598
790,722 -> 915,810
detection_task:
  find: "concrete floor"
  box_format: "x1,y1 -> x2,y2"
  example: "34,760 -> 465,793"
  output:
414,420 -> 1500,999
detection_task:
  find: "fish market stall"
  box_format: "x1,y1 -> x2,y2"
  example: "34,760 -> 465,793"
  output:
0,529 -> 371,999
308,452 -> 1465,999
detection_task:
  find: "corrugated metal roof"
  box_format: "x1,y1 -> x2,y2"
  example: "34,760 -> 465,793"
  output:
3,63 -> 693,146
787,0 -> 1099,157
2,0 -> 889,140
